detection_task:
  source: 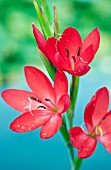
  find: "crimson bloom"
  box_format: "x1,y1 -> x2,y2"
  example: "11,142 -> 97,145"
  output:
32,24 -> 100,76
46,27 -> 100,76
69,87 -> 111,158
1,66 -> 70,139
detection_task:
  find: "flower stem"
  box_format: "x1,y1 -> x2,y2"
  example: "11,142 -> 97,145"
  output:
66,76 -> 81,170
75,158 -> 82,170
60,115 -> 75,170
67,76 -> 80,129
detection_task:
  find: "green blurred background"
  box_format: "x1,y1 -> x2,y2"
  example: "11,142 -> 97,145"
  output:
0,0 -> 111,86
0,0 -> 111,170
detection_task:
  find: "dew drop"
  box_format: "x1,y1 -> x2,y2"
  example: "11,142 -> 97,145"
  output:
28,127 -> 32,130
21,126 -> 25,130
42,133 -> 46,137
17,125 -> 20,128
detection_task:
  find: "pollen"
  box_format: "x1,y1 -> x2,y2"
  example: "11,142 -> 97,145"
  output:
95,126 -> 103,137
71,66 -> 75,71
90,132 -> 95,138
52,106 -> 58,113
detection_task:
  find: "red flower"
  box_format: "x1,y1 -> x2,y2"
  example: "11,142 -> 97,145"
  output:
46,27 -> 100,76
69,87 -> 111,158
1,66 -> 70,139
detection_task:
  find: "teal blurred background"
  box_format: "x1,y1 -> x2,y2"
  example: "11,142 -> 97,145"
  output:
0,0 -> 111,169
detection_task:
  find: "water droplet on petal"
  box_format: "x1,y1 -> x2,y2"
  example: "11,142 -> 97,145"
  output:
17,125 -> 20,128
42,133 -> 46,137
21,126 -> 25,130
28,127 -> 32,131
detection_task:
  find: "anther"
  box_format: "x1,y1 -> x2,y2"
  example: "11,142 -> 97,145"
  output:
77,47 -> 81,56
45,98 -> 51,101
72,56 -> 76,63
29,95 -> 42,103
64,47 -> 69,57
37,106 -> 47,109
45,98 -> 56,107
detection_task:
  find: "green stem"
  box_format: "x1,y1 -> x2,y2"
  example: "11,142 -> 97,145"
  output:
60,115 -> 75,170
65,76 -> 80,170
75,158 -> 82,170
67,76 -> 80,129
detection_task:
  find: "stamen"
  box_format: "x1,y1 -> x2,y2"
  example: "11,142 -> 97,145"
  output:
80,57 -> 88,64
64,47 -> 69,57
77,47 -> 81,56
45,98 -> 51,102
72,56 -> 76,63
29,95 -> 42,103
44,98 -> 56,107
24,96 -> 32,113
37,106 -> 47,109
98,127 -> 103,137
95,126 -> 103,137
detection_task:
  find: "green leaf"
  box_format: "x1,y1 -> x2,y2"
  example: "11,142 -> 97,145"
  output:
37,47 -> 56,80
36,0 -> 42,8
34,0 -> 53,39
42,0 -> 52,25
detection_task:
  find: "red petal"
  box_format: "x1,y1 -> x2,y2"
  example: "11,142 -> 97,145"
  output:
57,41 -> 71,66
24,66 -> 55,104
82,27 -> 100,54
59,27 -> 82,59
54,70 -> 68,102
32,24 -> 47,56
46,37 -> 58,62
69,127 -> 97,158
100,111 -> 111,135
71,65 -> 90,76
92,87 -> 109,127
10,112 -> 51,133
1,89 -> 35,112
46,37 -> 71,71
80,44 -> 94,64
84,95 -> 96,132
99,134 -> 111,153
78,137 -> 97,159
53,52 -> 70,70
29,110 -> 52,116
40,115 -> 62,139
57,94 -> 70,114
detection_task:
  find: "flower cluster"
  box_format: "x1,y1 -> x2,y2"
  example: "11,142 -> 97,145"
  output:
1,14 -> 111,160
